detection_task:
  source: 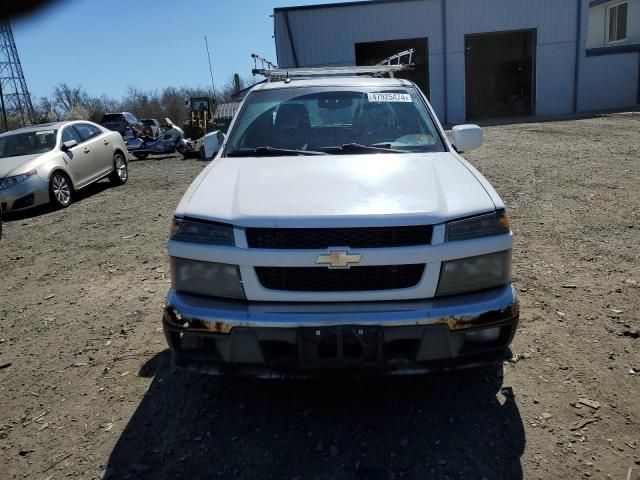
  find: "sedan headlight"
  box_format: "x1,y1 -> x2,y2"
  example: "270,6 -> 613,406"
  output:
0,170 -> 37,190
170,218 -> 235,245
170,257 -> 245,299
445,210 -> 510,242
436,250 -> 511,296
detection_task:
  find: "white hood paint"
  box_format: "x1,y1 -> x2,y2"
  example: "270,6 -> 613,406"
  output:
0,154 -> 42,178
177,152 -> 497,228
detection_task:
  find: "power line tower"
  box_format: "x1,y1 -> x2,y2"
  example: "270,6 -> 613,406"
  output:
0,21 -> 36,131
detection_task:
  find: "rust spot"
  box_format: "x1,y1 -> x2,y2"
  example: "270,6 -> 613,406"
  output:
211,321 -> 230,334
433,301 -> 519,331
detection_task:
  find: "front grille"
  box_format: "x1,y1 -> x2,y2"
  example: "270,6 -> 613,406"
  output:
255,264 -> 425,292
246,226 -> 433,249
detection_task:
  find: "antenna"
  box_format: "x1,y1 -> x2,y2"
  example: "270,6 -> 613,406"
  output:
0,21 -> 36,131
204,35 -> 216,100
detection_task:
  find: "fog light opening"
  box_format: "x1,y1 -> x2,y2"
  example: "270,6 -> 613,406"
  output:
465,327 -> 500,343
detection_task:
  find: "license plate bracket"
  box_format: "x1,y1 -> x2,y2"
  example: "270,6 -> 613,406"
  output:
298,325 -> 383,368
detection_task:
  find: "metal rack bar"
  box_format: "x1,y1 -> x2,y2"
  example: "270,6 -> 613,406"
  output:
253,64 -> 413,79
250,49 -> 415,81
376,48 -> 415,66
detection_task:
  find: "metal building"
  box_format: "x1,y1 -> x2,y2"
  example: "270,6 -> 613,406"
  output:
274,0 -> 640,123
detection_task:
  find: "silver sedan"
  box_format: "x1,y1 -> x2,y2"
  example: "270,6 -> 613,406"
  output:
0,121 -> 128,212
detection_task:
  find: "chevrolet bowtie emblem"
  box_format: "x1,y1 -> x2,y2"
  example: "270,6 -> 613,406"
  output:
316,249 -> 363,269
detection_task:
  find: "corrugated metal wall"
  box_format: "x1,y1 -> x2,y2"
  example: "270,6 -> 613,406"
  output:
275,0 -> 639,123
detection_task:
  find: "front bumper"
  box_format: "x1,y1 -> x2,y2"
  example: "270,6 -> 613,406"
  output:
163,284 -> 519,378
0,176 -> 50,213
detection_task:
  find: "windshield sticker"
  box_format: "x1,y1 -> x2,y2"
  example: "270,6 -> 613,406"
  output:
415,134 -> 434,144
367,93 -> 412,103
35,130 -> 55,136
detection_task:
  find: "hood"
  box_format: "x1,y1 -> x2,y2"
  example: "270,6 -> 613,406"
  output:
0,154 -> 43,178
179,152 -> 496,228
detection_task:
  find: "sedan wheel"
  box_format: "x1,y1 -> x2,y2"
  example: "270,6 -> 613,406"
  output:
109,153 -> 128,185
50,172 -> 72,208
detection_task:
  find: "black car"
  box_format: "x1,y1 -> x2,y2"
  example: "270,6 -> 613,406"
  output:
100,112 -> 144,139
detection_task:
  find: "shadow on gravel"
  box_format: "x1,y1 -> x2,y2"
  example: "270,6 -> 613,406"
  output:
128,155 -> 179,162
105,351 -> 525,480
3,180 -> 115,222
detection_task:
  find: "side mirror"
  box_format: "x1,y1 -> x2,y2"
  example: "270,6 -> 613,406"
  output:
451,124 -> 484,153
61,140 -> 78,151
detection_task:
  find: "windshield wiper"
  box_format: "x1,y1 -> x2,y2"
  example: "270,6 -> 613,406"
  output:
226,146 -> 327,157
322,143 -> 404,154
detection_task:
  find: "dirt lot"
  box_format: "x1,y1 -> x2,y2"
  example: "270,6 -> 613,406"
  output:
1,113 -> 639,480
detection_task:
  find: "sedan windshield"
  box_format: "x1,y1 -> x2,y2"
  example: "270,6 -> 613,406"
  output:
225,86 -> 445,156
0,129 -> 58,159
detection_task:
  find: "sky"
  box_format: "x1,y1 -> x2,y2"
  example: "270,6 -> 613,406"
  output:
12,0 -> 355,100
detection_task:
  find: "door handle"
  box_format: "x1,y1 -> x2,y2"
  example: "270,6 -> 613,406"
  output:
84,148 -> 90,153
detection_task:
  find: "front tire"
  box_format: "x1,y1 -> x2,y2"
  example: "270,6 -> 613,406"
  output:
109,152 -> 128,185
49,171 -> 73,208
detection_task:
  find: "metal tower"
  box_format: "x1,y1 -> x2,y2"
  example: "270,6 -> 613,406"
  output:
0,21 -> 36,131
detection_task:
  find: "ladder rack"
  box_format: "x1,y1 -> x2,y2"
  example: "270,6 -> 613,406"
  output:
250,49 -> 414,81
376,48 -> 415,67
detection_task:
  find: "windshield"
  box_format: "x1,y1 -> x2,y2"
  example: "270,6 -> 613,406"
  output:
101,114 -> 123,123
141,119 -> 155,126
0,129 -> 58,159
225,86 -> 446,156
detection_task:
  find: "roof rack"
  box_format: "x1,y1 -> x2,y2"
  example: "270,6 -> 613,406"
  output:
376,48 -> 415,66
251,49 -> 414,81
251,53 -> 278,72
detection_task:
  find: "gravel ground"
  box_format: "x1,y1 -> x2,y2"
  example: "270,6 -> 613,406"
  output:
0,113 -> 638,480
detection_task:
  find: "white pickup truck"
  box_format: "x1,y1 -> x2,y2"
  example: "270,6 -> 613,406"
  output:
163,72 -> 518,377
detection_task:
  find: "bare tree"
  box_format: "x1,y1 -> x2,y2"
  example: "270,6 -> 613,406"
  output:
30,76 -> 255,129
52,83 -> 90,115
34,96 -> 58,123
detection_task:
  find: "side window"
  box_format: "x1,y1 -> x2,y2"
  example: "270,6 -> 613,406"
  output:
75,123 -> 101,141
61,126 -> 82,145
608,2 -> 628,43
126,113 -> 139,124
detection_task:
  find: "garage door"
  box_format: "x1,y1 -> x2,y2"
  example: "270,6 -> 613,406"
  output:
465,29 -> 535,121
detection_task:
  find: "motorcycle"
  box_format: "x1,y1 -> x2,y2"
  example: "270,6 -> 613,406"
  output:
126,118 -> 196,160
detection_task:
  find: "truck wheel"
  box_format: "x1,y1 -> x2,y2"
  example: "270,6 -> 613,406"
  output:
133,152 -> 149,160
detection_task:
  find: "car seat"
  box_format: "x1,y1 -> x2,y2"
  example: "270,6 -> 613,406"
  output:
352,102 -> 396,145
271,103 -> 311,150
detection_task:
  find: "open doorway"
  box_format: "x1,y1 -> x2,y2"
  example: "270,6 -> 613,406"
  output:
464,29 -> 535,120
355,37 -> 430,98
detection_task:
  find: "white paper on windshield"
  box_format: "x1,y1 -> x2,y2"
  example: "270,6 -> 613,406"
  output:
367,93 -> 412,103
35,130 -> 55,135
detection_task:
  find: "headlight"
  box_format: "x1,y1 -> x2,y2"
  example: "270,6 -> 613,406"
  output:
436,250 -> 511,296
445,210 -> 510,242
170,257 -> 245,299
0,170 -> 37,190
170,218 -> 235,245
